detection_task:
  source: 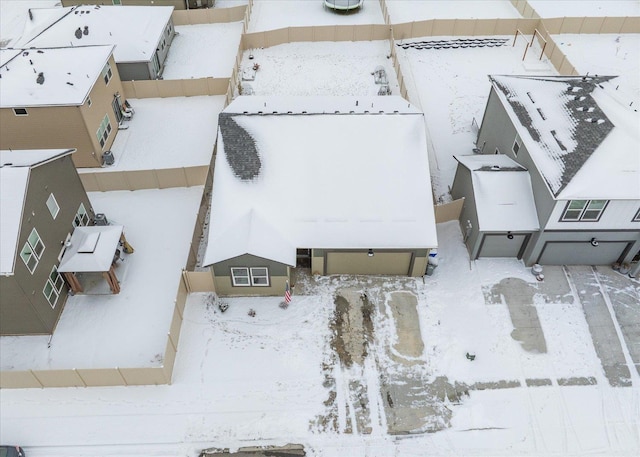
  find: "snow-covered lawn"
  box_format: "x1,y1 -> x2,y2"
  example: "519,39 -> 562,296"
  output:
162,23 -> 244,79
247,0 -> 384,32
396,34 -> 558,201
79,96 -> 225,173
241,41 -> 398,96
554,33 -> 640,103
386,0 -> 522,23
529,0 -> 640,18
0,186 -> 203,370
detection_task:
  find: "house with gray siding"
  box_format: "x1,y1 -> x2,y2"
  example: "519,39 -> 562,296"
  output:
61,0 -> 213,10
0,149 -> 95,335
451,154 -> 539,260
16,5 -> 175,80
202,96 -> 438,296
471,75 -> 640,266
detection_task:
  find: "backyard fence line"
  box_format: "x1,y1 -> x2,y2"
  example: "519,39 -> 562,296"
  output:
0,272 -> 189,389
79,165 -> 209,192
171,4 -> 247,25
122,78 -> 230,99
435,198 -> 465,224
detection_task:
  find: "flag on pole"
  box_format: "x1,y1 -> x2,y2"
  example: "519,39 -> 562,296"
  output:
284,280 -> 292,304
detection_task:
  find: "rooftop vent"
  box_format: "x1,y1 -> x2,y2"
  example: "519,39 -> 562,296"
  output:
536,108 -> 546,120
491,165 -> 501,170
36,72 -> 44,85
83,26 -> 89,36
75,27 -> 82,39
526,92 -> 535,103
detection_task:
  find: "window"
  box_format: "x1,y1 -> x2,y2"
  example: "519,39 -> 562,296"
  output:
102,62 -> 113,85
512,139 -> 520,156
633,208 -> 640,222
250,267 -> 269,286
561,200 -> 608,222
46,193 -> 59,219
96,114 -> 112,148
43,266 -> 65,308
231,268 -> 250,286
13,108 -> 28,116
231,267 -> 271,286
20,228 -> 45,273
73,203 -> 89,227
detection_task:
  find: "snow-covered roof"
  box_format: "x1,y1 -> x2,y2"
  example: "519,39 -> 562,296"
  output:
58,225 -> 123,273
203,96 -> 437,266
489,75 -> 640,200
0,149 -> 75,275
455,154 -> 539,232
16,5 -> 174,63
0,45 -> 114,108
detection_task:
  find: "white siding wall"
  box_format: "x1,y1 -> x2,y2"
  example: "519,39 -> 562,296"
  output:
545,199 -> 640,230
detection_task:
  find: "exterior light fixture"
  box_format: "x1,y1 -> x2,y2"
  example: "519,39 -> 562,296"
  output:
590,238 -> 599,247
368,249 -> 374,257
507,231 -> 514,240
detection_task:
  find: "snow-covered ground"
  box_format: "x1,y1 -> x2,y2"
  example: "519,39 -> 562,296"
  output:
240,41 -> 398,96
554,33 -> 640,103
79,96 -> 225,173
247,0 -> 384,32
2,0 -> 640,456
529,0 -> 640,18
396,34 -> 557,202
162,22 -> 244,79
0,186 -> 203,370
386,0 -> 522,23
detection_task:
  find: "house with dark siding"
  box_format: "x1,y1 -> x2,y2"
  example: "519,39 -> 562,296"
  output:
0,149 -> 95,335
456,75 -> 640,266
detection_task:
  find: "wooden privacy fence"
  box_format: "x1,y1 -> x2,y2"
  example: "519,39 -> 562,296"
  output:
79,165 -> 209,192
435,198 -> 465,224
242,24 -> 392,50
183,270 -> 215,293
0,273 -> 189,389
122,78 -> 230,99
171,4 -> 247,25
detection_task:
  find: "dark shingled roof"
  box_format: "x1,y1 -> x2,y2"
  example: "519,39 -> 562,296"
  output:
490,75 -> 616,197
219,113 -> 261,181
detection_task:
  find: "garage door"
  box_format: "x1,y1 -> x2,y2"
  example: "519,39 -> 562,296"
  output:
538,241 -> 630,265
478,234 -> 527,258
325,251 -> 413,275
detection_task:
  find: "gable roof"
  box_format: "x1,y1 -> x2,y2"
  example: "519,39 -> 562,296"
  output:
203,96 -> 437,266
0,149 -> 75,275
0,45 -> 114,108
16,5 -> 173,63
489,75 -> 640,200
455,154 -> 539,232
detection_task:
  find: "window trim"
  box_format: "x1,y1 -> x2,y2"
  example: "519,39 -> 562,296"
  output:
633,208 -> 640,222
560,199 -> 608,222
13,108 -> 28,116
96,114 -> 112,149
249,267 -> 270,287
230,267 -> 271,287
73,203 -> 90,228
512,138 -> 520,156
20,228 -> 45,274
102,62 -> 113,85
46,193 -> 60,219
43,265 -> 65,308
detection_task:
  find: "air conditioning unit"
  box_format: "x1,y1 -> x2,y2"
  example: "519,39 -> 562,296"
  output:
94,213 -> 109,226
